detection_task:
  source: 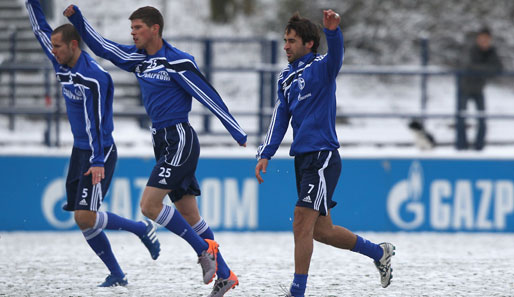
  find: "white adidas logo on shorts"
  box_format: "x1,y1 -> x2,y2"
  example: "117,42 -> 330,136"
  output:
302,195 -> 312,203
159,178 -> 167,185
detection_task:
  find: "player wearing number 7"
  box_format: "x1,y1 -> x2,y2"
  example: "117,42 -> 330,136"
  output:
255,10 -> 395,296
65,4 -> 247,297
25,0 -> 161,287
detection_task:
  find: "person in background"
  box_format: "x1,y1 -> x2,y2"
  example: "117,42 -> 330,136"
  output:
456,27 -> 503,151
255,10 -> 395,297
25,0 -> 160,287
65,4 -> 247,297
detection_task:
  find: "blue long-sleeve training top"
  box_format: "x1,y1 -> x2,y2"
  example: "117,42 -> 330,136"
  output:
257,27 -> 344,159
26,0 -> 114,166
67,6 -> 247,145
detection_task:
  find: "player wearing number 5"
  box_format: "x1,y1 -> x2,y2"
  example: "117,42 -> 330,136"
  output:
255,10 -> 395,296
25,0 -> 161,287
65,5 -> 246,296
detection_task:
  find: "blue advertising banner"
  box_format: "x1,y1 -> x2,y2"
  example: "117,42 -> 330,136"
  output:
1,156 -> 514,232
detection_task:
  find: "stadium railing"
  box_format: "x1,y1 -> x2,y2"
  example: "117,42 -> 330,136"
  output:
1,35 -> 513,147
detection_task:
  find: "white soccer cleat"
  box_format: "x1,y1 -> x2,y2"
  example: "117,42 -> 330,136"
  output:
198,239 -> 219,284
374,242 -> 395,288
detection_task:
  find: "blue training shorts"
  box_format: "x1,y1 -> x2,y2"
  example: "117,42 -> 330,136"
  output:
64,144 -> 117,212
294,149 -> 341,216
147,122 -> 201,202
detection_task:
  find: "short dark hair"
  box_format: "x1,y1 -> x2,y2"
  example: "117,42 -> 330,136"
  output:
285,12 -> 320,53
129,6 -> 164,37
52,24 -> 81,44
478,26 -> 491,36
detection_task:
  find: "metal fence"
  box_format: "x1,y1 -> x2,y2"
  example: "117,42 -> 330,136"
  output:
1,35 -> 513,147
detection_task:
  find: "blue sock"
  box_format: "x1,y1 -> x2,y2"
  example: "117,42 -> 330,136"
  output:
193,218 -> 230,279
95,211 -> 146,237
290,273 -> 308,297
82,228 -> 124,277
351,235 -> 384,261
155,204 -> 207,255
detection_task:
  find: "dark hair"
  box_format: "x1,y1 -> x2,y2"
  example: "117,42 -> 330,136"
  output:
285,12 -> 320,53
478,26 -> 491,36
52,24 -> 81,44
129,6 -> 164,37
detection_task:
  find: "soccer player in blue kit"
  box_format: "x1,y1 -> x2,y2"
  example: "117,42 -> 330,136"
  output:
25,0 -> 161,288
255,10 -> 395,297
65,5 -> 246,296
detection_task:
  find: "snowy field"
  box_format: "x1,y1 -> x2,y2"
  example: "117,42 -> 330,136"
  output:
1,231 -> 514,297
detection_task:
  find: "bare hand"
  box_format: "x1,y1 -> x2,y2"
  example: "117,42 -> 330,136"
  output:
323,9 -> 340,31
240,142 -> 247,147
255,158 -> 268,184
84,166 -> 104,185
63,5 -> 76,17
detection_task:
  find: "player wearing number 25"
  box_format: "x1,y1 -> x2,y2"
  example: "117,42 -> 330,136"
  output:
26,0 -> 161,287
255,10 -> 395,297
65,4 -> 246,296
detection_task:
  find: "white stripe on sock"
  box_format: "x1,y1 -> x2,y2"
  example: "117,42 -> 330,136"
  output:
155,205 -> 175,226
192,218 -> 209,235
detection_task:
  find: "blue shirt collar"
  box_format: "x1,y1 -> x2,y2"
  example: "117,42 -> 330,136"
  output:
290,52 -> 315,69
140,39 -> 170,57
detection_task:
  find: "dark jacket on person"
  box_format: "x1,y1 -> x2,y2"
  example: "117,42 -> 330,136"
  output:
459,45 -> 503,95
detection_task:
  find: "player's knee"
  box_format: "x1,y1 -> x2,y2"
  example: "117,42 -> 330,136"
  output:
292,218 -> 304,232
293,219 -> 313,239
74,210 -> 96,230
140,199 -> 158,220
140,200 -> 151,218
293,209 -> 313,228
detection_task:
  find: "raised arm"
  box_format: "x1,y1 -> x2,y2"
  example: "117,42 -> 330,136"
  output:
321,9 -> 344,80
160,58 -> 248,146
25,0 -> 58,67
65,5 -> 145,72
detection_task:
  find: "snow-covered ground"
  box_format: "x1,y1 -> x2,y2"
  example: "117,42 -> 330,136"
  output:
1,231 -> 513,297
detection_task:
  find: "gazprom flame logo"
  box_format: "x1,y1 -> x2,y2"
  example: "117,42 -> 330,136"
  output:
387,161 -> 425,229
